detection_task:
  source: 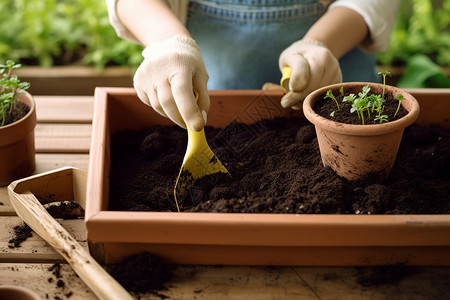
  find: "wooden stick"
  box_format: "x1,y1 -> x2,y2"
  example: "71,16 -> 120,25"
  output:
8,174 -> 133,300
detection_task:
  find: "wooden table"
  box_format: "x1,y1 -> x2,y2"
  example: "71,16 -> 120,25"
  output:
1,95 -> 449,300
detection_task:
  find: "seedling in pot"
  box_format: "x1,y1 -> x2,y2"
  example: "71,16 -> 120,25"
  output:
323,71 -> 403,125
0,60 -> 30,126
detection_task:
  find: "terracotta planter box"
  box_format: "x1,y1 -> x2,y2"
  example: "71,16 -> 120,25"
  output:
85,87 -> 450,266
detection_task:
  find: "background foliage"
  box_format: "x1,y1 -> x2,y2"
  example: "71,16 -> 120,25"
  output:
377,0 -> 450,87
1,0 -> 449,87
377,0 -> 450,67
0,0 -> 143,70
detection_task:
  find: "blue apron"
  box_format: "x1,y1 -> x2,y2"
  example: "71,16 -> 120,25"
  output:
186,0 -> 379,90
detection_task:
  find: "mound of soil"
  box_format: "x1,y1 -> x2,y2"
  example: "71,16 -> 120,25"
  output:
109,117 -> 450,214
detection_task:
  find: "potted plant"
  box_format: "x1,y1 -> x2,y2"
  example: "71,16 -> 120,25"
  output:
0,60 -> 36,186
302,74 -> 420,181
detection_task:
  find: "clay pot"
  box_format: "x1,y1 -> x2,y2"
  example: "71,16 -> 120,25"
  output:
303,82 -> 420,181
0,92 -> 36,186
0,285 -> 41,300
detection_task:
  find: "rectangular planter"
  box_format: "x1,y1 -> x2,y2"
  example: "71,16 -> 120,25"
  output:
85,87 -> 450,266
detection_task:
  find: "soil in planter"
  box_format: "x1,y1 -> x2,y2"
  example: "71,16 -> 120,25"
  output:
109,117 -> 450,214
313,87 -> 408,125
1,101 -> 30,126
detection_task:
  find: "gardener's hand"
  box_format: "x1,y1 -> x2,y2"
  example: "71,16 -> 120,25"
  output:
133,35 -> 209,131
278,39 -> 342,110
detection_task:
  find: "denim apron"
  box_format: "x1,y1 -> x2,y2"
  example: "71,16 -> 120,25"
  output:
186,0 -> 379,90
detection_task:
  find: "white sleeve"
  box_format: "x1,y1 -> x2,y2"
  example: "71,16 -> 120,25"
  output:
105,0 -> 188,45
105,0 -> 141,44
328,0 -> 401,53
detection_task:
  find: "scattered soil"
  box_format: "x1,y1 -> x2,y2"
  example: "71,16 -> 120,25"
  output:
8,201 -> 85,248
109,117 -> 450,214
313,86 -> 408,125
1,101 -> 30,126
106,252 -> 173,296
47,263 -> 74,299
355,264 -> 419,287
8,222 -> 32,248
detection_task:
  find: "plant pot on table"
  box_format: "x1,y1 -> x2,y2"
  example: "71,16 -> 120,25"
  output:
303,82 -> 420,182
0,92 -> 36,186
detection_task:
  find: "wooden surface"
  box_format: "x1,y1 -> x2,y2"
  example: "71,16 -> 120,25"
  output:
1,95 -> 450,300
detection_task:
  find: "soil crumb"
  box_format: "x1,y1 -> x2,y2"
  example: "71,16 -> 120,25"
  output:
355,264 -> 419,287
48,263 -> 73,299
8,222 -> 32,248
106,252 -> 173,295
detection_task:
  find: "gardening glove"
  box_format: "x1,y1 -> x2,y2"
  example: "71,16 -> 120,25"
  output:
278,39 -> 342,110
133,35 -> 209,131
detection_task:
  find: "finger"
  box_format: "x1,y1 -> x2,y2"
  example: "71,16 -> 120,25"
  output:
156,81 -> 186,129
280,91 -> 306,109
171,73 -> 204,131
304,49 -> 341,87
147,87 -> 168,119
135,87 -> 168,119
262,82 -> 284,91
193,76 -> 210,124
135,86 -> 151,106
283,55 -> 310,92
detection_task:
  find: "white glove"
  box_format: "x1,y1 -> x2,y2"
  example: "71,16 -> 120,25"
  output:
133,35 -> 209,131
278,39 -> 342,110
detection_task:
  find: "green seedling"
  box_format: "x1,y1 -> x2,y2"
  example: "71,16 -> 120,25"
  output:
0,60 -> 30,126
378,71 -> 392,98
323,71 -> 405,125
324,89 -> 340,111
394,94 -> 404,118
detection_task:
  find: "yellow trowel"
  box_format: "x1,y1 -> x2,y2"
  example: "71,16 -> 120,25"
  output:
174,90 -> 230,211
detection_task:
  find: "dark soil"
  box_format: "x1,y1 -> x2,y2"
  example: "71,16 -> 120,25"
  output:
1,101 -> 30,126
313,86 -> 408,125
355,264 -> 419,287
8,222 -> 33,248
106,252 -> 173,295
109,117 -> 450,214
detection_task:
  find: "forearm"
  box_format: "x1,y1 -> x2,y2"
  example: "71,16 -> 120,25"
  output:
303,6 -> 369,59
116,0 -> 190,46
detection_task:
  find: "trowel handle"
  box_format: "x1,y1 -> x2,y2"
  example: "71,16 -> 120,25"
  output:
8,186 -> 134,300
280,66 -> 292,93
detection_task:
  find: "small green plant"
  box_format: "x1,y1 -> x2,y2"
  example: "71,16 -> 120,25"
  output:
324,72 -> 404,125
378,71 -> 392,98
324,89 -> 341,117
394,94 -> 404,118
0,60 -> 30,126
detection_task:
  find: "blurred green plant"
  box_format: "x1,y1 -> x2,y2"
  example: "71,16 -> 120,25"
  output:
0,0 -> 144,70
377,0 -> 450,67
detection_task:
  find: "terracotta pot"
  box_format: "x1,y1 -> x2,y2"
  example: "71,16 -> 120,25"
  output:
0,285 -> 41,300
303,82 -> 420,181
0,92 -> 36,186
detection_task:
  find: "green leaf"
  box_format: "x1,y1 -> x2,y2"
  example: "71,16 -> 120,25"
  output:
397,54 -> 450,88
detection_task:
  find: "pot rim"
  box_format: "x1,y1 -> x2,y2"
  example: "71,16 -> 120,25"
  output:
0,91 -> 36,130
303,82 -> 420,136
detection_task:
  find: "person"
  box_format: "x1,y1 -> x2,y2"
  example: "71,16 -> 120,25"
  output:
105,0 -> 399,132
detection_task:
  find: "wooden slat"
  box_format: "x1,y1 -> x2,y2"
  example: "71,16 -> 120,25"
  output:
35,96 -> 94,123
0,217 -> 87,263
0,263 -> 96,300
35,124 -> 92,153
0,154 -> 89,215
